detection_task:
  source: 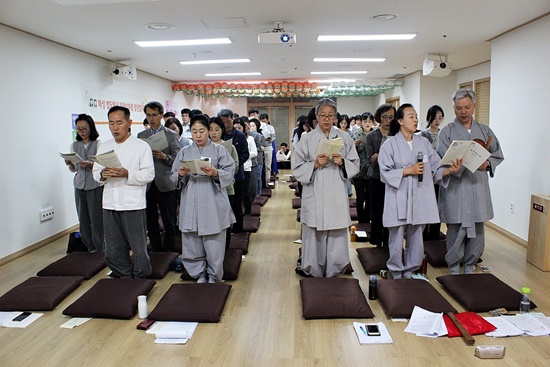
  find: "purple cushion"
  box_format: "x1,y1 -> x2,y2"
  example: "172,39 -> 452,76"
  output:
251,204 -> 261,217
349,207 -> 358,221
260,189 -> 272,198
147,252 -> 180,279
36,252 -> 106,280
378,279 -> 457,318
356,247 -> 389,274
349,198 -> 356,207
229,232 -> 250,254
180,249 -> 243,281
300,278 -> 374,319
292,197 -> 301,209
253,195 -> 269,207
63,278 -> 156,319
243,216 -> 260,233
148,283 -> 231,322
424,240 -> 447,267
0,276 -> 85,311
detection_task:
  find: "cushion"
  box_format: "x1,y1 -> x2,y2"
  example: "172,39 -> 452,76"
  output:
300,278 -> 374,319
148,283 -> 231,322
251,204 -> 261,217
349,207 -> 358,221
377,279 -> 457,318
0,276 -> 85,311
63,278 -> 156,319
253,195 -> 269,207
423,240 -> 448,267
260,188 -> 272,198
352,222 -> 371,242
147,252 -> 180,279
180,249 -> 243,281
243,216 -> 260,233
292,197 -> 301,209
436,274 -> 537,312
229,232 -> 250,254
349,198 -> 356,207
356,247 -> 389,274
36,252 -> 106,279
66,232 -> 89,253
289,181 -> 298,189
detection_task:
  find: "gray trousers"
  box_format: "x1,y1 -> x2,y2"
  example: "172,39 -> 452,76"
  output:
301,225 -> 349,278
181,230 -> 226,281
75,186 -> 104,252
445,223 -> 485,274
103,209 -> 151,279
387,224 -> 424,279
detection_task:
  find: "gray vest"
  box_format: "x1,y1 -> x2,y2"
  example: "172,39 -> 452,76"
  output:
72,140 -> 100,190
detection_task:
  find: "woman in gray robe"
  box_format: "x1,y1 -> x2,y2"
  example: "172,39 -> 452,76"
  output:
379,104 -> 462,279
171,114 -> 236,283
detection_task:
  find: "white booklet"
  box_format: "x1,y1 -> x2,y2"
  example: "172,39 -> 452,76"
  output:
438,140 -> 491,173
315,137 -> 343,156
353,322 -> 393,344
142,130 -> 169,151
59,152 -> 84,164
89,149 -> 122,168
147,321 -> 198,344
179,157 -> 211,175
404,306 -> 448,338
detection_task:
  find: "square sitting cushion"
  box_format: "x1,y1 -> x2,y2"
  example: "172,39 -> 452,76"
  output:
349,207 -> 358,221
63,278 -> 156,319
147,252 -> 180,279
229,232 -> 250,254
349,198 -> 356,207
260,188 -> 272,198
251,204 -> 261,217
377,279 -> 457,318
180,249 -> 243,281
423,240 -> 447,267
436,274 -> 537,312
356,247 -> 389,274
0,276 -> 85,311
253,195 -> 269,207
36,252 -> 106,280
292,197 -> 301,209
289,181 -> 298,189
300,278 -> 374,319
243,216 -> 260,233
148,283 -> 231,322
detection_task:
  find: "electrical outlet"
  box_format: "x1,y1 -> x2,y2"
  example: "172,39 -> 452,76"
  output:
509,202 -> 514,214
39,207 -> 55,222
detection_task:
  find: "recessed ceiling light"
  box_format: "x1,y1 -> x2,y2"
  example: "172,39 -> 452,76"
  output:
179,58 -> 250,65
314,58 -> 385,62
317,34 -> 416,41
311,71 -> 368,75
204,72 -> 261,77
134,38 -> 231,47
145,23 -> 175,31
371,14 -> 399,21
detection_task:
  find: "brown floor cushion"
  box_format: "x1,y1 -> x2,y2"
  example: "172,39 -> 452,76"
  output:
352,222 -> 371,242
378,279 -> 457,318
300,278 -> 374,319
253,195 -> 269,206
292,197 -> 301,209
63,278 -> 156,319
147,252 -> 180,279
36,252 -> 106,279
289,181 -> 298,189
424,240 -> 448,267
243,216 -> 260,232
349,207 -> 358,221
148,283 -> 232,322
0,276 -> 85,311
229,232 -> 250,254
349,198 -> 356,207
436,274 -> 537,312
251,204 -> 261,217
180,249 -> 243,281
260,189 -> 272,197
297,247 -> 353,275
356,247 -> 389,274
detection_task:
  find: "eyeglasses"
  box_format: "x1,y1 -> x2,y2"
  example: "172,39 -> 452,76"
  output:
317,114 -> 335,120
146,113 -> 161,118
381,115 -> 394,120
76,127 -> 88,132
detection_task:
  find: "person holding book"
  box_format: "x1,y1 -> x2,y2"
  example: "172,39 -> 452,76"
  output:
351,112 -> 374,224
291,98 -> 359,278
171,114 -> 236,283
437,89 -> 504,274
92,106 -> 154,278
378,103 -> 462,279
65,114 -> 104,253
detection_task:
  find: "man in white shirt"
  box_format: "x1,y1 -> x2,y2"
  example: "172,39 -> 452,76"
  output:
259,113 -> 276,183
180,108 -> 192,139
92,106 -> 155,278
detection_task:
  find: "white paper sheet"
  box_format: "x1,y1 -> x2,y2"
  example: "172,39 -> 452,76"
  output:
60,317 -> 92,329
0,312 -> 43,328
404,306 -> 447,338
353,322 -> 393,344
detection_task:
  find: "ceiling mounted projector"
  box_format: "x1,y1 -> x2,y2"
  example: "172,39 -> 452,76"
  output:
423,54 -> 452,77
258,21 -> 296,45
112,65 -> 137,81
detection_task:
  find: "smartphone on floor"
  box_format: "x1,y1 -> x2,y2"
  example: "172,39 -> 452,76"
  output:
366,324 -> 380,336
12,312 -> 32,322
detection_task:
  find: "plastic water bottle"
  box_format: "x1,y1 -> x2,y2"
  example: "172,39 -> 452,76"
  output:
137,295 -> 148,319
519,287 -> 531,314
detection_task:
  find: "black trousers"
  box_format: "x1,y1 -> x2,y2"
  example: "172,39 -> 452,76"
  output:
369,178 -> 389,246
423,184 -> 442,240
353,178 -> 371,223
232,179 -> 245,233
145,181 -> 177,252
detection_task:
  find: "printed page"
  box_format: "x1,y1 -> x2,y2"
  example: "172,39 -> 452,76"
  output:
89,150 -> 122,168
179,157 -> 211,175
146,130 -> 169,151
315,137 -> 343,156
438,140 -> 491,173
59,152 -> 84,164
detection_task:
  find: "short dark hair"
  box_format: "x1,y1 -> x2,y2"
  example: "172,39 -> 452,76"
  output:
218,109 -> 233,118
164,111 -> 176,119
233,116 -> 246,130
210,117 -> 227,140
190,114 -> 210,130
374,103 -> 396,124
391,103 -> 415,136
75,114 -> 99,141
180,108 -> 191,115
259,113 -> 269,120
164,117 -> 183,137
280,142 -> 288,148
248,108 -> 259,115
108,106 -> 130,121
361,112 -> 374,121
144,101 -> 164,114
143,118 -> 149,126
426,105 -> 444,127
249,118 -> 262,134
189,109 -> 203,119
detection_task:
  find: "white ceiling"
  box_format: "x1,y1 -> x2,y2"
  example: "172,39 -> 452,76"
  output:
1,0 -> 549,83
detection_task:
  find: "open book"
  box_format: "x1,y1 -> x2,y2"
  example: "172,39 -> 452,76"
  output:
59,152 -> 84,164
141,130 -> 169,151
315,137 -> 343,156
438,140 -> 491,173
179,157 -> 211,175
89,150 -> 122,168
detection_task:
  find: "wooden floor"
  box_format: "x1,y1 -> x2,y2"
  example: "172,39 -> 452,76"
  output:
1,169 -> 550,367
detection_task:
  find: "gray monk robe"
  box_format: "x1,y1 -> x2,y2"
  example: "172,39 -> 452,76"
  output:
291,125 -> 360,277
436,118 -> 504,271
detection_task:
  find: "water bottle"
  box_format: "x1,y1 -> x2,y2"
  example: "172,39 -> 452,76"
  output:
519,287 -> 531,314
137,295 -> 148,319
368,275 -> 377,300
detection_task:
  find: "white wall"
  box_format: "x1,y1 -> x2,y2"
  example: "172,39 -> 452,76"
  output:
336,96 -> 377,116
0,25 -> 185,259
418,73 -> 457,130
488,16 -> 550,240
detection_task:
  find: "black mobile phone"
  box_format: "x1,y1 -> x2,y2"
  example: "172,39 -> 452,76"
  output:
366,324 -> 380,336
12,312 -> 32,322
